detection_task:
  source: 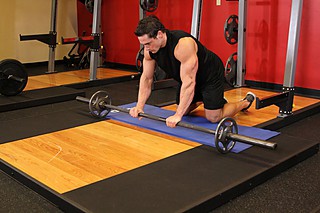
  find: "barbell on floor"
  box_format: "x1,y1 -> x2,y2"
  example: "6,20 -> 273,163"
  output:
76,90 -> 277,154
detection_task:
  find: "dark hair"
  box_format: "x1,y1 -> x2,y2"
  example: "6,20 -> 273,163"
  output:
134,15 -> 166,38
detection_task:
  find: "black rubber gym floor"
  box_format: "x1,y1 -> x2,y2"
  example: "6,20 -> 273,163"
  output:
0,80 -> 319,212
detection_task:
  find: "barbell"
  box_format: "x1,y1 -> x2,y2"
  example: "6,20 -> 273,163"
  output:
0,59 -> 28,96
76,91 -> 277,154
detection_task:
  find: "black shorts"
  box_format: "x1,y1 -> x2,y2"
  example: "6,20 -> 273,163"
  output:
176,62 -> 227,110
176,82 -> 227,110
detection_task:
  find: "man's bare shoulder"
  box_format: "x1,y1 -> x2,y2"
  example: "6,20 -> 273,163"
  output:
175,37 -> 198,61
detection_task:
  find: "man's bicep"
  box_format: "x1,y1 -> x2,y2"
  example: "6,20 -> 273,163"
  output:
142,53 -> 156,80
180,52 -> 198,81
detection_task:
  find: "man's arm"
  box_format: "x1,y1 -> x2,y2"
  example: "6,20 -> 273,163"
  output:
166,37 -> 198,127
129,49 -> 156,117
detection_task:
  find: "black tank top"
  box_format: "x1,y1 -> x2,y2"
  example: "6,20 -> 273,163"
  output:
149,30 -> 223,89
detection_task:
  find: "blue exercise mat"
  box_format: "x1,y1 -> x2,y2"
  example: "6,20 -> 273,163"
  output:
107,103 -> 280,153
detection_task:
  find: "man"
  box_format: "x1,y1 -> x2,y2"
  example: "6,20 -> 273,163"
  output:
129,15 -> 255,128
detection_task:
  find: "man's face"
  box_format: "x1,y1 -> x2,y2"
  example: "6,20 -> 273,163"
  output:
138,33 -> 162,53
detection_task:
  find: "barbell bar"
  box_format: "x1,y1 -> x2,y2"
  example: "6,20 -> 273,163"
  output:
76,91 -> 277,154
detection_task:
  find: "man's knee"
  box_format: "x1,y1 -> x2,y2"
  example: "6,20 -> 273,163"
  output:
205,109 -> 223,123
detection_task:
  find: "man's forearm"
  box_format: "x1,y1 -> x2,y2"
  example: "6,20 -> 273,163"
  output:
137,75 -> 153,109
175,83 -> 195,117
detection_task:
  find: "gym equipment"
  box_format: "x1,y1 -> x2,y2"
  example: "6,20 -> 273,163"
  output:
225,0 -> 247,87
224,52 -> 237,87
256,0 -> 303,117
61,33 -> 93,69
85,0 -> 94,13
0,59 -> 28,96
224,15 -> 238,45
140,0 -> 158,12
76,90 -> 277,154
237,0 -> 247,87
135,47 -> 144,72
19,0 -> 58,74
66,0 -> 102,80
191,0 -> 203,39
89,0 -> 102,80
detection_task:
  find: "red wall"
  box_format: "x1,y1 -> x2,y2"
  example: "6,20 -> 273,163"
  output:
77,1 -> 140,64
77,0 -> 320,90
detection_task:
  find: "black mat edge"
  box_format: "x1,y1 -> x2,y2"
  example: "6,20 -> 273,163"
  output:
65,74 -> 140,89
60,134 -> 319,212
0,131 -> 318,212
187,143 -> 319,212
0,86 -> 85,113
255,102 -> 320,130
0,159 -> 90,213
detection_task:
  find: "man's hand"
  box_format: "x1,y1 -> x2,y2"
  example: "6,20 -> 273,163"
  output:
129,106 -> 144,118
166,114 -> 182,128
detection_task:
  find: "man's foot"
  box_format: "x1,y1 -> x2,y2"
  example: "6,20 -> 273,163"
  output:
241,92 -> 256,111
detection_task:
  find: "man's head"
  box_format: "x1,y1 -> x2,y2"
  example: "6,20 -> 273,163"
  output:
134,15 -> 167,53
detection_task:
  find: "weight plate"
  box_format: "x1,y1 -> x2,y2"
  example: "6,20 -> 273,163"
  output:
85,0 -> 94,13
89,90 -> 112,118
224,52 -> 237,87
0,59 -> 28,96
136,47 -> 144,72
224,15 -> 238,45
215,117 -> 238,154
140,0 -> 158,12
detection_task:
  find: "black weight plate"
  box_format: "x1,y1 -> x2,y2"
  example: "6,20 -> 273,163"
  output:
0,59 -> 28,96
224,52 -> 237,87
85,0 -> 94,13
140,0 -> 158,12
224,15 -> 238,45
215,117 -> 238,154
136,47 -> 144,72
89,90 -> 112,118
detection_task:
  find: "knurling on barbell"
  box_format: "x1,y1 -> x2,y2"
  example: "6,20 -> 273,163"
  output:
76,90 -> 277,154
